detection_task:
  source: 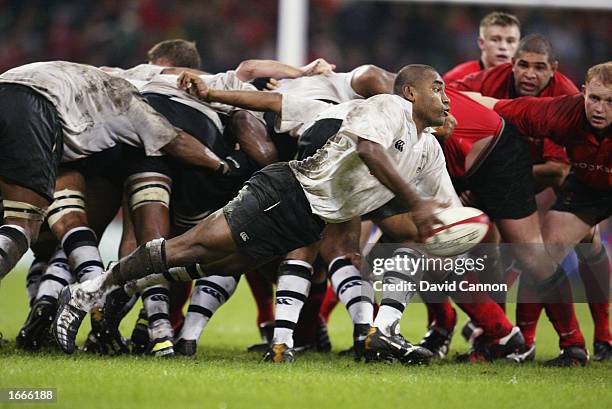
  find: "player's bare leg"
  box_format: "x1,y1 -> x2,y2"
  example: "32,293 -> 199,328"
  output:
536,210 -> 599,366
53,208 -> 246,353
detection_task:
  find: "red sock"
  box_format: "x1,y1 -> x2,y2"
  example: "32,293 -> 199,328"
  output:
169,281 -> 192,331
545,302 -> 586,349
516,277 -> 543,347
540,269 -> 586,349
425,302 -> 456,331
245,271 -> 275,325
451,273 -> 513,339
578,247 -> 612,343
319,284 -> 339,323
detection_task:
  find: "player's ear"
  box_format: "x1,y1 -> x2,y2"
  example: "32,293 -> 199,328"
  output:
477,36 -> 485,51
581,84 -> 586,96
551,60 -> 559,72
403,84 -> 416,102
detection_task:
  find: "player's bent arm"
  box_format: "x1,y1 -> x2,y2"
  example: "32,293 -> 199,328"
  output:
235,58 -> 335,82
177,71 -> 282,113
356,138 -> 444,240
462,92 -> 499,109
533,161 -> 570,192
161,131 -> 228,173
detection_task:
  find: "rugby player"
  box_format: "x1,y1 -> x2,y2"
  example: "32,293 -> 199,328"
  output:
466,61 -> 612,365
53,65 -> 453,365
443,12 -> 520,83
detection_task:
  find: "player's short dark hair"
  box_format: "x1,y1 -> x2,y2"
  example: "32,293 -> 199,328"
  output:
393,64 -> 438,94
479,12 -> 521,34
516,34 -> 556,64
147,39 -> 202,69
586,61 -> 612,86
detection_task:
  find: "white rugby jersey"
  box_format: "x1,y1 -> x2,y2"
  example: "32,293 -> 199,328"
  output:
274,69 -> 362,104
104,64 -> 166,82
0,61 -> 177,161
289,94 -> 460,223
123,70 -> 265,133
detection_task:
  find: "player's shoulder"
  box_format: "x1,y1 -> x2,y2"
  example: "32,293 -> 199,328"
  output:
443,60 -> 482,82
550,71 -> 580,95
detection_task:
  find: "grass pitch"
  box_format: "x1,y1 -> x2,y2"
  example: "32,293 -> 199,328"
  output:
1,268 -> 611,409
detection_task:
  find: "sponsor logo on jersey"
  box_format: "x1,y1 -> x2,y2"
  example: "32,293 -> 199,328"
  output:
394,140 -> 405,152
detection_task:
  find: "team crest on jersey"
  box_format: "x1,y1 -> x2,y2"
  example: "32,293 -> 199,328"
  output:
394,140 -> 405,152
240,232 -> 250,242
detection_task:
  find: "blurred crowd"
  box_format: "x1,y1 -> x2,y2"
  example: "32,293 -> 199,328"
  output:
0,0 -> 610,84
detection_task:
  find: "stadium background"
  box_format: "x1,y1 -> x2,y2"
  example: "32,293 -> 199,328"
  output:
1,0 -> 610,84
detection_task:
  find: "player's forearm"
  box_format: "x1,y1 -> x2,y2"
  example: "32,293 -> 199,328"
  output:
161,131 -> 224,171
161,67 -> 207,76
236,59 -> 303,82
533,161 -> 570,191
357,139 -> 422,208
207,89 -> 282,114
462,92 -> 499,109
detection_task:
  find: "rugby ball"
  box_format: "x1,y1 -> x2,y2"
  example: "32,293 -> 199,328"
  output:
424,207 -> 490,257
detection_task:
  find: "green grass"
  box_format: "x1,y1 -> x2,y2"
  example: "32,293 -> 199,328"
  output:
1,268 -> 611,409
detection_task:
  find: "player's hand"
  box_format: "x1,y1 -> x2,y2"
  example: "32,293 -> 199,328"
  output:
459,190 -> 477,207
177,71 -> 209,99
265,78 -> 278,90
433,113 -> 457,142
250,77 -> 278,91
302,58 -> 336,76
410,199 -> 449,242
215,151 -> 251,181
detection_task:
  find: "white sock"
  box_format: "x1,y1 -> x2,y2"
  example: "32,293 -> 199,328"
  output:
142,284 -> 172,341
328,257 -> 374,325
62,227 -> 104,282
36,249 -> 73,300
26,258 -> 47,305
178,275 -> 239,341
272,260 -> 313,348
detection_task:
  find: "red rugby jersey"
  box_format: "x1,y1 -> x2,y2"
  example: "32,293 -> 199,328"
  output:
443,87 -> 504,177
450,63 -> 576,164
443,60 -> 483,84
495,94 -> 611,191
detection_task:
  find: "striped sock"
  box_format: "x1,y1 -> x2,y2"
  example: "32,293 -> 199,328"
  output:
36,249 -> 73,300
178,275 -> 240,341
142,284 -> 173,341
272,260 -> 313,348
329,257 -> 374,325
62,227 -> 104,282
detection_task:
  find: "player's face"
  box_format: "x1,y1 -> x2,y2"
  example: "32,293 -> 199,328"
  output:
512,52 -> 557,96
478,25 -> 520,68
415,73 -> 450,128
583,79 -> 612,131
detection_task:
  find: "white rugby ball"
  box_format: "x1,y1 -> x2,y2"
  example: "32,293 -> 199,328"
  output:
424,207 -> 490,257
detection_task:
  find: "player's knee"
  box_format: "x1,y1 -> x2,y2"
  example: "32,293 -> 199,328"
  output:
47,189 -> 87,238
231,111 -> 278,166
2,199 -> 47,243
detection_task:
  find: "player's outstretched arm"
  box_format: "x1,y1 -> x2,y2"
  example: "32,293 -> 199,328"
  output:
235,58 -> 336,82
461,91 -> 499,109
178,71 -> 282,113
161,131 -> 232,175
356,137 -> 445,240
